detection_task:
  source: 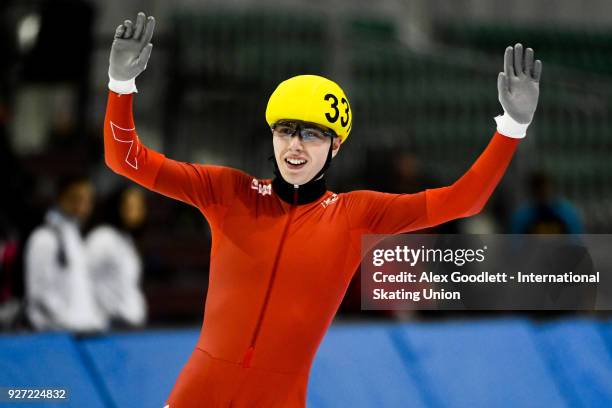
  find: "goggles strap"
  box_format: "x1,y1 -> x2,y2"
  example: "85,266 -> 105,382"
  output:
309,137 -> 334,182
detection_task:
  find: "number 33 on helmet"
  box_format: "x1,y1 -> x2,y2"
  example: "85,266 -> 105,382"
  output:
266,75 -> 352,144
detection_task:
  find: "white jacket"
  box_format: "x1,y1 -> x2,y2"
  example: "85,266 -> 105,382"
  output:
86,225 -> 147,327
25,209 -> 108,332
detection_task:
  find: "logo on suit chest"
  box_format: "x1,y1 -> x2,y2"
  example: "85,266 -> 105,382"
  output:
251,179 -> 272,196
321,193 -> 338,208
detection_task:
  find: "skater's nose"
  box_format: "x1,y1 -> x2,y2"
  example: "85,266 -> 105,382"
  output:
287,134 -> 304,151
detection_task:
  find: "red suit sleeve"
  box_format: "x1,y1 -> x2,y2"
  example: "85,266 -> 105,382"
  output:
345,133 -> 520,234
103,91 -> 247,220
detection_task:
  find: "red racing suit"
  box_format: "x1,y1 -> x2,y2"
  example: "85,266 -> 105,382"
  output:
104,91 -> 520,407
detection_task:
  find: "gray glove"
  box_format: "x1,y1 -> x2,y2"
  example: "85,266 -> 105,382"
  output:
109,12 -> 156,81
497,43 -> 542,125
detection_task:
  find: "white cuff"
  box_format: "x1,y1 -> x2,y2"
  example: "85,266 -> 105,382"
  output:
108,76 -> 137,94
494,113 -> 529,139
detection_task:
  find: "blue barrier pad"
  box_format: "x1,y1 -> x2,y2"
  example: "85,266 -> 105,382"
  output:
536,319 -> 612,408
599,319 -> 612,354
78,328 -> 199,408
0,332 -> 106,408
4,319 -> 610,407
308,323 -> 427,408
395,319 -> 567,408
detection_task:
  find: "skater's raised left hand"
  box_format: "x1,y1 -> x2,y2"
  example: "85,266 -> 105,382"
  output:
497,43 -> 542,125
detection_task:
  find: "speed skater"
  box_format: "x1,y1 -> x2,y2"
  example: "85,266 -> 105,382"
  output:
104,12 -> 542,408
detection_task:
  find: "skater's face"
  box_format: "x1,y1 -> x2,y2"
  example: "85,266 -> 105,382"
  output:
272,120 -> 341,185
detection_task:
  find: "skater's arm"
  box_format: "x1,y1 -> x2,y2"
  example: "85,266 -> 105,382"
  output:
346,132 -> 518,233
421,130 -> 519,227
103,12 -> 164,190
104,91 -> 246,210
104,13 -> 247,212
347,44 -> 542,234
103,90 -> 165,190
424,43 -> 542,228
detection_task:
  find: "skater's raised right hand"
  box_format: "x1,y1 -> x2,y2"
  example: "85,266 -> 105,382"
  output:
109,12 -> 155,81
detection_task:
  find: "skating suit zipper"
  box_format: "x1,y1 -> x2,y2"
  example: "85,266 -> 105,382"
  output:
242,185 -> 299,368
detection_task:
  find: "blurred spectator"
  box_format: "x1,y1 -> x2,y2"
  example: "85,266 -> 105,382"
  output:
389,152 -> 433,193
0,215 -> 21,330
511,171 -> 584,234
24,174 -> 106,332
86,186 -> 148,329
510,172 -> 588,319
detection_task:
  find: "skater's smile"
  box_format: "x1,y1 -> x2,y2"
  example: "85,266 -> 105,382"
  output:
272,120 -> 341,185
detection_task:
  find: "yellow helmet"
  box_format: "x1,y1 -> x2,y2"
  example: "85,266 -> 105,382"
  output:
265,75 -> 352,143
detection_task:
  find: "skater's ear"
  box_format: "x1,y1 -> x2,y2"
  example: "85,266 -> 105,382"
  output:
331,136 -> 341,158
